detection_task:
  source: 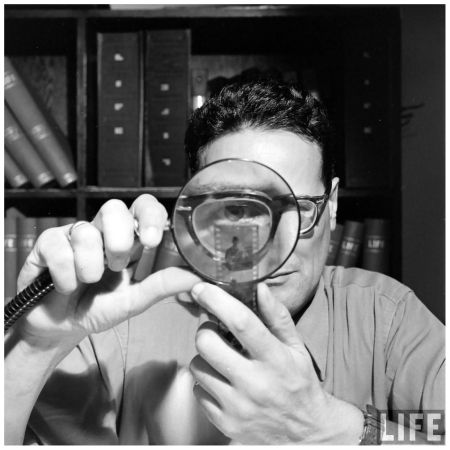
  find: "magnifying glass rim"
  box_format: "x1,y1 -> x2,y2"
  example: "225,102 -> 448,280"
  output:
170,157 -> 301,286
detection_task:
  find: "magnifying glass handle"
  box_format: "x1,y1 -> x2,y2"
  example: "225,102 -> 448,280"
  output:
218,281 -> 258,353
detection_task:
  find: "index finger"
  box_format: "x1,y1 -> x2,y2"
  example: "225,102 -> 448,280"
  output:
190,282 -> 281,361
130,194 -> 168,248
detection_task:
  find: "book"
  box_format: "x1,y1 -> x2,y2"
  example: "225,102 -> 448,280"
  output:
191,68 -> 208,111
37,217 -> 60,236
132,246 -> 158,282
343,29 -> 391,188
16,217 -> 38,275
335,220 -> 364,268
97,32 -> 143,187
10,55 -> 69,136
145,29 -> 190,186
58,217 -> 77,227
362,218 -> 390,274
4,105 -> 55,188
326,223 -> 344,265
5,217 -> 18,303
4,56 -> 77,187
5,148 -> 30,188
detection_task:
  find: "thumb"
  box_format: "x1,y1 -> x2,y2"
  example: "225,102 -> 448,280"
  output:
257,282 -> 305,351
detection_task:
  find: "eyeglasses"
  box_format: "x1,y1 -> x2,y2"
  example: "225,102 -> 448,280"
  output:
174,187 -> 331,250
292,192 -> 330,235
174,189 -> 299,257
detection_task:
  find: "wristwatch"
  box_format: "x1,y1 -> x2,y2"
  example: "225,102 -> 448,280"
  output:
359,404 -> 383,445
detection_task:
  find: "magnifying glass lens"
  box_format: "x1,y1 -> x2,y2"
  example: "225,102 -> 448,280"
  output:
172,159 -> 300,286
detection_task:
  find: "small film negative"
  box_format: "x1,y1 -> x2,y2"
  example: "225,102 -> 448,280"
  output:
213,223 -> 259,314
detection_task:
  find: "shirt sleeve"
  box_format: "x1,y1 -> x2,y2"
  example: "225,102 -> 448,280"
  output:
26,322 -> 128,445
385,290 -> 445,434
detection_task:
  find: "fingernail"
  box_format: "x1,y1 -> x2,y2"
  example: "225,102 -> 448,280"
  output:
176,292 -> 193,303
140,226 -> 161,247
109,257 -> 130,272
191,283 -> 205,299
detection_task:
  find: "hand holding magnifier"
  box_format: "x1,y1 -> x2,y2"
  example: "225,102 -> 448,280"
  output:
172,159 -> 300,347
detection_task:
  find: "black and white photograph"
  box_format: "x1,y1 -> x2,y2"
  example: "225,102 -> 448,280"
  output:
4,3 -> 445,445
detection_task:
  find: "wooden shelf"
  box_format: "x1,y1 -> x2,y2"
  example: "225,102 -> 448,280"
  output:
5,186 -> 391,200
4,188 -> 78,198
5,187 -> 181,199
82,186 -> 182,198
4,5 -> 349,19
4,5 -> 399,21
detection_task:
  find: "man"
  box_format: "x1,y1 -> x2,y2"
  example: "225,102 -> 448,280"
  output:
5,81 -> 444,444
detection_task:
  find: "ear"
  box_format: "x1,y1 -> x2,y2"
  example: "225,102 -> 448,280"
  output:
328,177 -> 339,231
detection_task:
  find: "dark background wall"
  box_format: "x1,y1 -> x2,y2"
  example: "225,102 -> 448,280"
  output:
400,5 -> 445,322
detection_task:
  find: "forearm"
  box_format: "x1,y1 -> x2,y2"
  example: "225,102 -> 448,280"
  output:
4,333 -> 74,444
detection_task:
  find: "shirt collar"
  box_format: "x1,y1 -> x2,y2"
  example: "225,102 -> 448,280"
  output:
296,276 -> 329,381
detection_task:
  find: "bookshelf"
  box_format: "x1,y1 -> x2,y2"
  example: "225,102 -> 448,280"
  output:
4,5 -> 401,277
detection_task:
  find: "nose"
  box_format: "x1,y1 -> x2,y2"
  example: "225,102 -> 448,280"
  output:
257,214 -> 298,279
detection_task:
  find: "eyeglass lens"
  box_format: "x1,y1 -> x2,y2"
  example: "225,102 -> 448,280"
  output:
297,200 -> 317,233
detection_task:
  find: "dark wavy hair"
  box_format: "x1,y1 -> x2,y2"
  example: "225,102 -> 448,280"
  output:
185,79 -> 335,190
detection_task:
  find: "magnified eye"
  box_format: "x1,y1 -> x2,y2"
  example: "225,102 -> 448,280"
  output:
224,204 -> 248,221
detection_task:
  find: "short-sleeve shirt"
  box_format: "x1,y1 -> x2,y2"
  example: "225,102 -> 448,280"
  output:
26,266 -> 445,444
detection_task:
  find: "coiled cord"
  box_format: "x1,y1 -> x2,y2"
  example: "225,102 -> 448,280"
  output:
4,270 -> 54,334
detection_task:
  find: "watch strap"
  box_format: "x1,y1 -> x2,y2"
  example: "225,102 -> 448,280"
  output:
359,404 -> 383,445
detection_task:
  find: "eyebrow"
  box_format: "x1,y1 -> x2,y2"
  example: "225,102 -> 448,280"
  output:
188,182 -> 287,199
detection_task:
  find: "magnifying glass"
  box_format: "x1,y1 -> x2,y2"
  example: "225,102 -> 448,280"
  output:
171,159 -> 300,348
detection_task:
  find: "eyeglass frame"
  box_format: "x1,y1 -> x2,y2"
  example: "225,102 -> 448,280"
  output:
289,184 -> 332,236
170,158 -> 335,286
173,183 -> 333,255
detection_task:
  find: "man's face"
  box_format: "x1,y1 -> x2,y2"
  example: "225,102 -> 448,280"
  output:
199,128 -> 339,317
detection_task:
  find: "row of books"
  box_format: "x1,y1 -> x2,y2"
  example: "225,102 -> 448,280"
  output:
136,219 -> 392,285
5,213 -> 390,304
96,30 -> 312,188
327,218 -> 390,274
4,211 -> 76,303
4,213 -> 181,305
4,57 -> 77,189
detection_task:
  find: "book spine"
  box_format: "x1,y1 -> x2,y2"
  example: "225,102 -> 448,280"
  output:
5,148 -> 30,188
97,32 -> 143,187
5,217 -> 18,303
191,68 -> 209,111
58,217 -> 77,227
37,217 -> 60,236
10,56 -> 69,136
132,246 -> 158,281
335,220 -> 365,268
152,230 -> 185,272
343,30 -> 392,188
326,223 -> 344,265
4,57 -> 77,187
362,218 -> 390,274
145,29 -> 190,186
16,217 -> 38,275
4,105 -> 55,188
